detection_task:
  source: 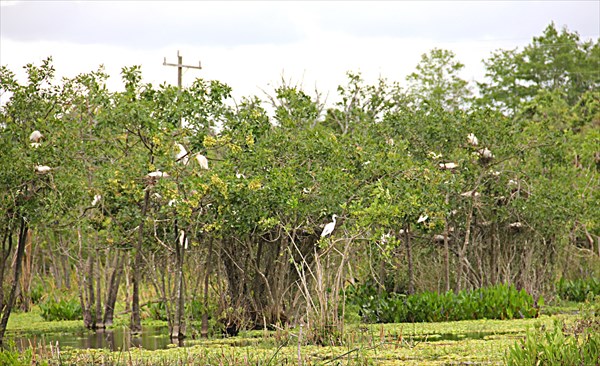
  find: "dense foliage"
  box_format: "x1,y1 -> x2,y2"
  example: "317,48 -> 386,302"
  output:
558,277 -> 600,302
0,23 -> 598,346
346,283 -> 539,323
505,298 -> 600,365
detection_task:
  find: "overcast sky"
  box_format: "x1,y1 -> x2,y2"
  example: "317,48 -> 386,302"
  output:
1,1 -> 599,105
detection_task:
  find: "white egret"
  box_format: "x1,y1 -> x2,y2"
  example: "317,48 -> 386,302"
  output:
147,170 -> 169,178
478,148 -> 493,159
439,162 -> 458,170
417,214 -> 428,224
91,194 -> 101,206
30,130 -> 43,143
179,230 -> 189,250
195,153 -> 209,170
467,133 -> 478,147
35,165 -> 52,174
509,222 -> 522,228
175,143 -> 189,165
320,214 -> 338,237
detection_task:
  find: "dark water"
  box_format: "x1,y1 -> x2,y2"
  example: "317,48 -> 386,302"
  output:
9,326 -> 179,351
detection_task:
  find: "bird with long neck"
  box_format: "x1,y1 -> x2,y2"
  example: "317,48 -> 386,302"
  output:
321,214 -> 338,237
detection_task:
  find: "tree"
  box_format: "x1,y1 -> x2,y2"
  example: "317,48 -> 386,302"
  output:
406,48 -> 472,111
479,23 -> 600,114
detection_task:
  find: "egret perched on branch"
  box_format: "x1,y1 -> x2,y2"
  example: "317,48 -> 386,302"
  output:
478,148 -> 494,159
417,214 -> 428,224
467,133 -> 478,147
195,153 -> 209,170
179,230 -> 189,250
175,143 -> 189,165
35,165 -> 52,174
30,130 -> 43,143
321,214 -> 338,237
91,194 -> 101,206
147,170 -> 169,178
439,162 -> 458,170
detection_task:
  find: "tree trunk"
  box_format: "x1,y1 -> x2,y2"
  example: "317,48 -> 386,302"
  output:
103,250 -> 124,327
443,193 -> 450,292
171,230 -> 186,340
403,225 -> 414,295
95,249 -> 103,329
456,201 -> 474,293
201,237 -> 213,338
18,229 -> 33,312
131,188 -> 150,333
0,217 -> 28,347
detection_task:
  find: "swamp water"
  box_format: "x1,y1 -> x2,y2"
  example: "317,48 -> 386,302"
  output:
9,326 -> 179,351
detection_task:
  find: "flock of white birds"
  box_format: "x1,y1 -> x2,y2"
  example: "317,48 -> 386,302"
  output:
28,129 -> 211,207
28,129 -> 505,239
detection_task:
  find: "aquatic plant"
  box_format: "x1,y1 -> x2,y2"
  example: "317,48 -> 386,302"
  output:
346,283 -> 539,323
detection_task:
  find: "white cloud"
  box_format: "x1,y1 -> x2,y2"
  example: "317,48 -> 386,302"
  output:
1,1 -> 598,108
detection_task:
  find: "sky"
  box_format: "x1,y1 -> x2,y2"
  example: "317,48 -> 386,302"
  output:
1,1 -> 599,106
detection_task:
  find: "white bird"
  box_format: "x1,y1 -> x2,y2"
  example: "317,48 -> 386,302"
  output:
439,162 -> 458,170
91,194 -> 101,206
147,170 -> 169,178
168,199 -> 177,207
35,165 -> 52,174
320,214 -> 338,237
195,153 -> 209,170
175,143 -> 189,165
467,133 -> 479,147
178,230 -> 189,250
478,148 -> 494,159
30,130 -> 43,143
417,214 -> 428,224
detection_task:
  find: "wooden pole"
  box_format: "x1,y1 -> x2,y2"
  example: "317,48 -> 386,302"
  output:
163,50 -> 202,89
163,51 -> 202,128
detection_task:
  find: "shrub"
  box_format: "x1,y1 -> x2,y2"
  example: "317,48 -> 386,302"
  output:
505,297 -> 600,365
39,296 -> 82,321
557,277 -> 600,302
346,283 -> 539,323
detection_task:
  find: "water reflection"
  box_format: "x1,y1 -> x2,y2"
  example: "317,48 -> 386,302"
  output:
10,326 -> 178,351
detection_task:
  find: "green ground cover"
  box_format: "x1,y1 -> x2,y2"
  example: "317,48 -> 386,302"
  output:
1,305 -> 584,365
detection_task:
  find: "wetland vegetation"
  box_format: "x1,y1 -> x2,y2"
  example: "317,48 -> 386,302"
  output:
1,23 -> 599,364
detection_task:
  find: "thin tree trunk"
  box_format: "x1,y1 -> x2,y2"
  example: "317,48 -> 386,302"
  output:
18,229 -> 32,312
103,250 -> 124,327
443,192 -> 450,292
456,201 -> 474,293
201,237 -> 213,338
95,249 -> 103,329
131,188 -> 150,333
171,230 -> 186,340
0,217 -> 28,347
404,224 -> 414,295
